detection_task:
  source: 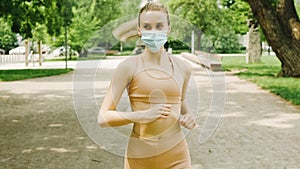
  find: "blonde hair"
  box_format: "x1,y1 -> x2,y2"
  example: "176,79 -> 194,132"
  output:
138,2 -> 170,27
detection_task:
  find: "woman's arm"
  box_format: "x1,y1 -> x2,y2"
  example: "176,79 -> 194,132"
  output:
179,60 -> 197,129
180,99 -> 196,129
98,57 -> 171,127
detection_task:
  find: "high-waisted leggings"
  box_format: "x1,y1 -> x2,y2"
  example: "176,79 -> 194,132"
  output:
124,131 -> 191,169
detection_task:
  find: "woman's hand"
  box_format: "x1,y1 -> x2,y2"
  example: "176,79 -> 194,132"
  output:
137,104 -> 171,123
179,113 -> 196,130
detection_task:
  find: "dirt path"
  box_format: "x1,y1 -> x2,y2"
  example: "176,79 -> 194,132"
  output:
0,57 -> 299,169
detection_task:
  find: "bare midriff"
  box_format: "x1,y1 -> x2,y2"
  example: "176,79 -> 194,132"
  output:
131,102 -> 182,139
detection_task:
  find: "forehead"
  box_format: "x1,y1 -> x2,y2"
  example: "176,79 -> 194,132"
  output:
139,11 -> 168,24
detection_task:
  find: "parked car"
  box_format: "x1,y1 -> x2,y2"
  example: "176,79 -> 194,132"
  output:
9,46 -> 26,55
52,46 -> 78,57
88,47 -> 106,54
52,46 -> 68,57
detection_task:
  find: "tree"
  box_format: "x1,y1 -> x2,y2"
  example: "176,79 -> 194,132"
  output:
0,18 -> 17,52
248,0 -> 300,77
169,0 -> 241,53
33,23 -> 51,65
7,0 -> 49,39
220,0 -> 251,35
1,0 -> 49,65
0,0 -> 77,66
54,0 -> 124,56
0,0 -> 75,43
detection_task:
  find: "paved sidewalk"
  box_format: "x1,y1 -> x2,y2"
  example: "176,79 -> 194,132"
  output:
0,56 -> 129,70
0,56 -> 299,169
0,60 -> 77,70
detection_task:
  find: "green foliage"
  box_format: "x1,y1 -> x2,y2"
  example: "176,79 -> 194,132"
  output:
169,0 -> 218,32
168,39 -> 189,50
66,6 -> 101,52
0,18 -> 17,51
222,56 -> 300,105
8,0 -> 50,38
32,23 -> 51,43
220,0 -> 251,35
92,0 -> 123,26
167,14 -> 197,49
4,0 -> 257,54
296,1 -> 300,17
45,0 -> 75,38
56,0 -> 75,27
0,0 -> 13,17
0,0 -> 75,39
0,69 -> 73,81
213,30 -> 241,53
53,0 -> 124,53
168,0 -> 244,53
120,0 -> 141,16
45,1 -> 63,36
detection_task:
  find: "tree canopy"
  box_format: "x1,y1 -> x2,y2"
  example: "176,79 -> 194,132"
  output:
0,18 -> 17,51
1,0 -> 299,77
168,0 -> 248,53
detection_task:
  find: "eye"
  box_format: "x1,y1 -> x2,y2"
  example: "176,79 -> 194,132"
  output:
156,23 -> 164,30
143,24 -> 151,30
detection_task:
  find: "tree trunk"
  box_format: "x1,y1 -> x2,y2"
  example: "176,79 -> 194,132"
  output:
38,40 -> 42,66
25,40 -> 29,66
246,31 -> 261,63
196,30 -> 202,50
248,0 -> 300,77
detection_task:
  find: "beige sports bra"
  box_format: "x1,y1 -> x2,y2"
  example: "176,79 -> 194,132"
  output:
127,55 -> 182,105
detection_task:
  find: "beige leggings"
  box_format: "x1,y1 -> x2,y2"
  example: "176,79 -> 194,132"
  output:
124,131 -> 191,169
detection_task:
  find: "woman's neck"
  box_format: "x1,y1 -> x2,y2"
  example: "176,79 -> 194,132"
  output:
144,48 -> 165,65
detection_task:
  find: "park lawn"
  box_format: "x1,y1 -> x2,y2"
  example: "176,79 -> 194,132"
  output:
222,55 -> 300,105
0,69 -> 73,81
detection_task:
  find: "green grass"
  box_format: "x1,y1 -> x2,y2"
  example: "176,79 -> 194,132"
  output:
0,69 -> 73,81
222,56 -> 300,105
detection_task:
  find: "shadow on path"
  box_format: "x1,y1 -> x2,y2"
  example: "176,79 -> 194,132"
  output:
0,58 -> 299,169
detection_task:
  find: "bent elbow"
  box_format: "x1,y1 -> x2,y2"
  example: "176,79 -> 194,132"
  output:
99,123 -> 108,128
98,113 -> 109,128
98,120 -> 107,128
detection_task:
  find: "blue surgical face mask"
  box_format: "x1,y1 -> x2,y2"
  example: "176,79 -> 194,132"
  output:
141,30 -> 168,53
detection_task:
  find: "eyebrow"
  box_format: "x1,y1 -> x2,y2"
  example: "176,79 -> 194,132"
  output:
142,22 -> 164,25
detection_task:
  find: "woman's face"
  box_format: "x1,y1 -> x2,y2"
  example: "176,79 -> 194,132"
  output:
138,11 -> 170,34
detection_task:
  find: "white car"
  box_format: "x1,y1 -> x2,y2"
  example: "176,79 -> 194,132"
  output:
52,46 -> 68,57
88,47 -> 106,54
52,46 -> 78,57
9,46 -> 26,55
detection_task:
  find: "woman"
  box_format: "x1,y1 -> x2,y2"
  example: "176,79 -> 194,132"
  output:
98,2 -> 196,169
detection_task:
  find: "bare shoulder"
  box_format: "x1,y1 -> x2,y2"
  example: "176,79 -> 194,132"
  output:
114,56 -> 138,78
118,56 -> 138,69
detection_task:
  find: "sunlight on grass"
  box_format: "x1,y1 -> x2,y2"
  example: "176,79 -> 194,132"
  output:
222,56 -> 300,105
